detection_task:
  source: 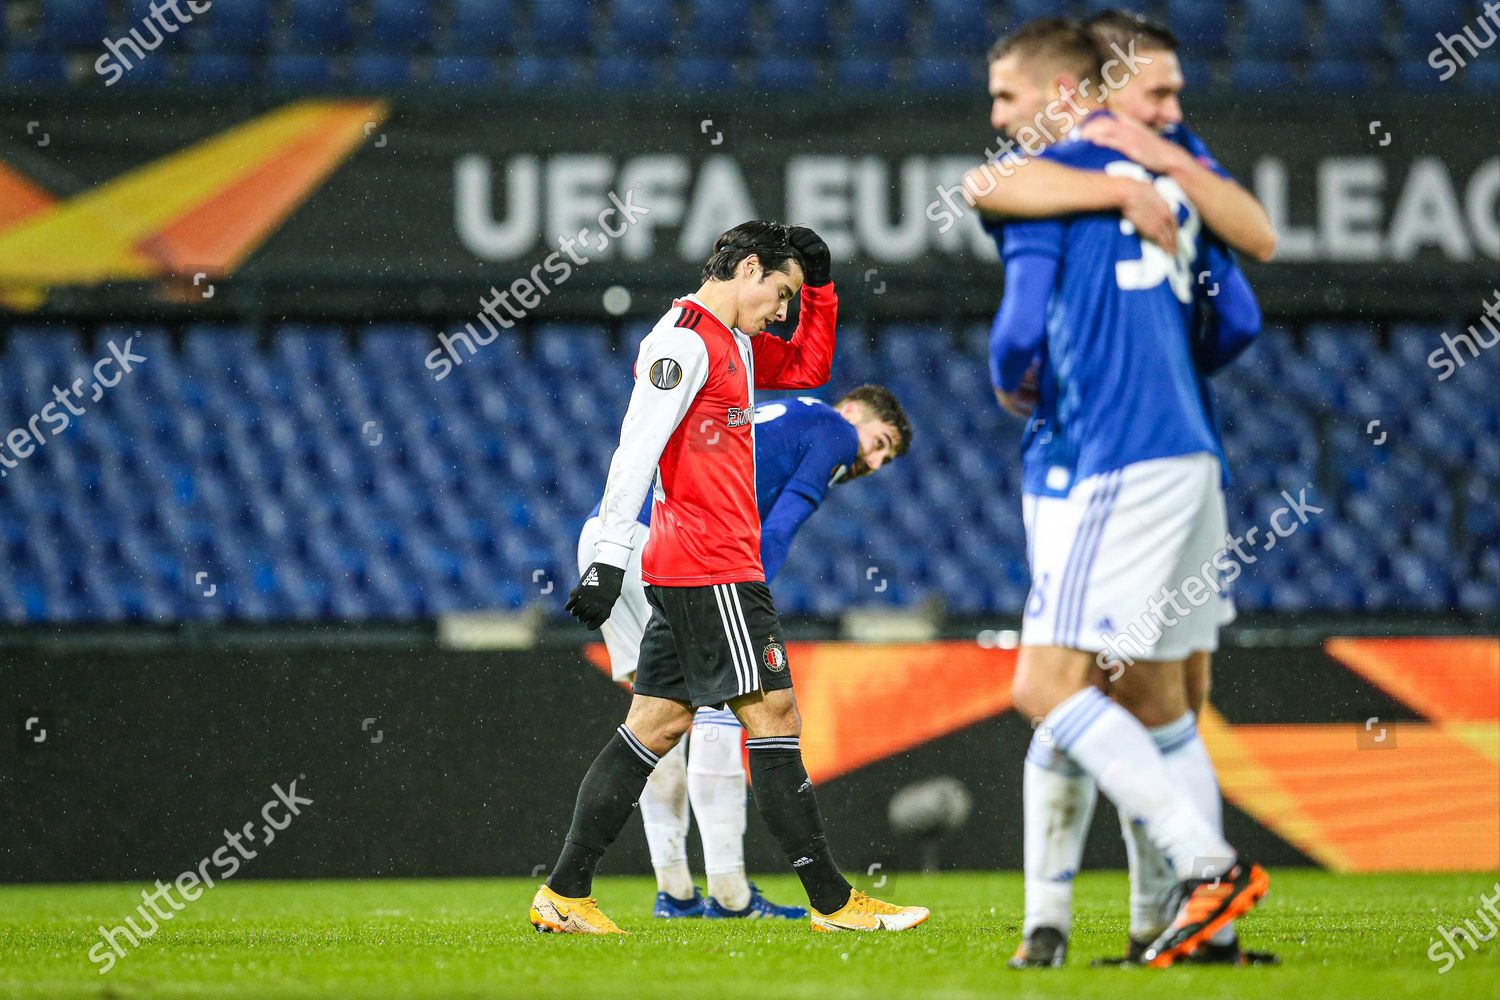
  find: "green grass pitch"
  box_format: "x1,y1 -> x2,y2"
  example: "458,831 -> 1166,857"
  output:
3,871 -> 1495,999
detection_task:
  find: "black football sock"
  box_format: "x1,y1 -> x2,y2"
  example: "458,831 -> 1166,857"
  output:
746,736 -> 853,914
546,724 -> 660,898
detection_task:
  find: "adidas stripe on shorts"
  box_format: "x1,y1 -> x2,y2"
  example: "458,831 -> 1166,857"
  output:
1021,452 -> 1237,665
633,580 -> 794,709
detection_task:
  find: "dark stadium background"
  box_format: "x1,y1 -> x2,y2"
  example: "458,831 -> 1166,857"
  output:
1,1 -> 1496,883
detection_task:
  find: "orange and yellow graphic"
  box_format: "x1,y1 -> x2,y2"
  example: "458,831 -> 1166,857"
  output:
586,635 -> 1500,872
0,100 -> 386,307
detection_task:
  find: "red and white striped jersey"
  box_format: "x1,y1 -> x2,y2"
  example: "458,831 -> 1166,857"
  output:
592,283 -> 838,586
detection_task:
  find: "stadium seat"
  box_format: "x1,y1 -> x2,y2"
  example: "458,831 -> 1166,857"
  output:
764,0 -> 832,54
288,0 -> 354,49
675,55 -> 739,90
41,0 -> 107,48
596,55 -> 659,88
4,51 -> 69,85
267,54 -> 334,87
837,56 -> 895,89
683,0 -> 753,52
845,0 -> 911,54
1231,59 -> 1296,92
926,0 -> 989,54
351,54 -> 416,87
1166,0 -> 1228,55
531,0 -> 593,53
433,55 -> 497,87
1308,59 -> 1373,91
1399,0 -> 1468,52
1240,0 -> 1309,56
198,1 -> 271,51
1317,0 -> 1386,56
367,0 -> 434,52
913,56 -> 978,91
445,0 -> 515,53
754,55 -> 818,89
188,53 -> 258,86
608,0 -> 674,53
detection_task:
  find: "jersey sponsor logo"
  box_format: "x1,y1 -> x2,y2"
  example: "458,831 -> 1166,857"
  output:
763,640 -> 788,673
727,357 -> 737,373
674,306 -> 705,330
726,407 -> 751,428
649,358 -> 682,390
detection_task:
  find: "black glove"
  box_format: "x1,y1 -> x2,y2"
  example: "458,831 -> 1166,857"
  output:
788,225 -> 832,287
566,562 -> 625,630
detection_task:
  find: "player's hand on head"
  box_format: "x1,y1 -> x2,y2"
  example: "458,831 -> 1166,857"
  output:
566,562 -> 625,630
788,226 -> 832,287
1117,180 -> 1177,256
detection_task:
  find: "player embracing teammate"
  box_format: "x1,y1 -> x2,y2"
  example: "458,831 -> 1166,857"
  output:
532,222 -> 928,934
965,15 -> 1274,968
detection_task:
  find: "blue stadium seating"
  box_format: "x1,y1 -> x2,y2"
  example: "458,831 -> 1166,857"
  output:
0,318 -> 1492,624
368,0 -> 434,52
0,1 -> 1483,92
445,0 -> 514,53
41,0 -> 106,48
287,0 -> 353,49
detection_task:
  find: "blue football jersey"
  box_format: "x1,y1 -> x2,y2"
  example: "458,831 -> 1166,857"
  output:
588,396 -> 858,542
1004,134 -> 1219,494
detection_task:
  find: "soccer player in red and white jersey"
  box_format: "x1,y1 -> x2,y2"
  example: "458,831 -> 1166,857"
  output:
529,221 -> 929,935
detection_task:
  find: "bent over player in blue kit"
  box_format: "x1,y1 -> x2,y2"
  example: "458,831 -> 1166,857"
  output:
576,387 -> 910,919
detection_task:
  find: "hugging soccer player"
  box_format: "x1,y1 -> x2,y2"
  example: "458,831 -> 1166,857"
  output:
976,18 -> 1270,968
531,221 -> 929,934
578,386 -> 911,920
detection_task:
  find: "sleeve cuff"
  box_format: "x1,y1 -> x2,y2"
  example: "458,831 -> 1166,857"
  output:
592,540 -> 634,571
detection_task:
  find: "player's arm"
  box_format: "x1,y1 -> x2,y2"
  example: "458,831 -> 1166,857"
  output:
1080,115 -> 1277,263
759,491 -> 818,583
752,227 -> 836,390
1196,241 -> 1263,375
962,159 -> 1178,255
759,427 -> 855,581
567,323 -> 710,629
990,221 -> 1063,418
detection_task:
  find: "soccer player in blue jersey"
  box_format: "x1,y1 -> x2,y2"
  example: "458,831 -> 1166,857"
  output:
576,386 -> 910,919
972,19 -> 1270,969
968,12 -> 1278,968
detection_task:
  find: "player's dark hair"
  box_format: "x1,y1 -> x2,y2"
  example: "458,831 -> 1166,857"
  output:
1085,9 -> 1179,55
701,221 -> 802,283
987,17 -> 1103,90
838,385 -> 912,458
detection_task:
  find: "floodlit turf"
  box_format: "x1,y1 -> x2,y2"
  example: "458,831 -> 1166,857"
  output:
2,870 -> 1496,999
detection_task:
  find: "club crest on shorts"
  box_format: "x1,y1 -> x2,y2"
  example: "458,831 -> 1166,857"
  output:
649,358 -> 682,390
763,640 -> 788,673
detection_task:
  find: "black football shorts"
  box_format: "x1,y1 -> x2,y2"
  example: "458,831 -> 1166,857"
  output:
632,581 -> 793,708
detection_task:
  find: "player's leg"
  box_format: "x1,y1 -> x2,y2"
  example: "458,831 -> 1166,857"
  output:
531,584 -> 695,934
1011,492 -> 1097,965
1014,458 -> 1267,966
1105,657 -> 1198,952
721,582 -> 926,931
689,706 -> 807,918
579,518 -> 701,912
640,741 -> 703,914
1017,716 -> 1098,959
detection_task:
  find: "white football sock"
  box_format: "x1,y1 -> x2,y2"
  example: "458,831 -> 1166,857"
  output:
1022,728 -> 1098,936
639,739 -> 694,899
1044,688 -> 1233,881
1119,712 -> 1198,940
1158,715 -> 1237,945
687,710 -> 750,910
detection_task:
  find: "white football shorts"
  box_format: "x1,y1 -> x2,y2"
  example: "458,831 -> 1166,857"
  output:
1021,452 -> 1237,665
578,515 -> 650,682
